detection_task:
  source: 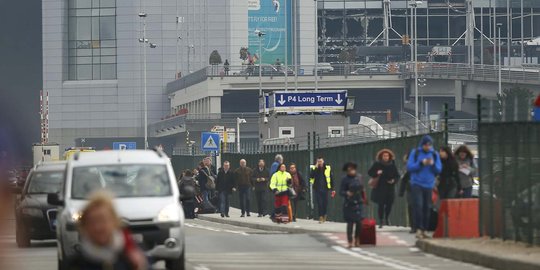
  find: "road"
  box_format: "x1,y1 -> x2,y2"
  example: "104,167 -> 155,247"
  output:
1,219 -> 490,270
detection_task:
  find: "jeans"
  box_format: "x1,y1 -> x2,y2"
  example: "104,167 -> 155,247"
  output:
461,187 -> 473,198
291,198 -> 301,220
315,189 -> 329,217
255,190 -> 267,216
219,191 -> 230,216
201,190 -> 210,203
377,202 -> 393,224
411,184 -> 432,231
182,200 -> 195,219
406,192 -> 416,231
238,186 -> 251,215
346,221 -> 362,243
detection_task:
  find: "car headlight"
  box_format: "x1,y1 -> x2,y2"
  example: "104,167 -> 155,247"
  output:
156,204 -> 180,222
21,208 -> 43,217
71,211 -> 82,223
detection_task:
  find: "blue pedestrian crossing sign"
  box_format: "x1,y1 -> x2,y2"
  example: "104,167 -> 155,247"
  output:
201,132 -> 220,152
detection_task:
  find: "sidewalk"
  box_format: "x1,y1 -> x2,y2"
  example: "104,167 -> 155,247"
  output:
417,238 -> 540,270
197,207 -> 408,234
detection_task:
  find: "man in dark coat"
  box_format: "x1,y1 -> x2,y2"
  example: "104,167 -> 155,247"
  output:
309,157 -> 335,223
216,161 -> 235,217
368,149 -> 400,228
289,163 -> 306,222
234,159 -> 253,217
251,159 -> 270,217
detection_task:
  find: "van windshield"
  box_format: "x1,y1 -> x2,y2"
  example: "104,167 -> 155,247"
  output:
71,164 -> 171,199
28,171 -> 64,194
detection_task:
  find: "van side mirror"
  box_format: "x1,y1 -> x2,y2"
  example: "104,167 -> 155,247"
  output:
47,193 -> 64,206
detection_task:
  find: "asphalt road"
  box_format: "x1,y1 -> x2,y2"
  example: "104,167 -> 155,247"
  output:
1,219 -> 491,270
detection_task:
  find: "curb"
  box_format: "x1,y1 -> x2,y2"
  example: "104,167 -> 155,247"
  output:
416,239 -> 540,270
196,215 -> 332,234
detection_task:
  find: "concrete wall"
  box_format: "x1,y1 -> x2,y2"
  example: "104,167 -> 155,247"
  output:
259,114 -> 349,142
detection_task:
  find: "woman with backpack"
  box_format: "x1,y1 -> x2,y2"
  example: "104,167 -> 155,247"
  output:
438,146 -> 459,200
455,145 -> 477,198
340,162 -> 365,248
368,149 -> 400,228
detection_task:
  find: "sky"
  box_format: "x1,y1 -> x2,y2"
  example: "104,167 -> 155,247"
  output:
0,1 -> 42,163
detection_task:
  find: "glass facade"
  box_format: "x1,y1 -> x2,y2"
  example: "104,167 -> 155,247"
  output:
68,0 -> 117,80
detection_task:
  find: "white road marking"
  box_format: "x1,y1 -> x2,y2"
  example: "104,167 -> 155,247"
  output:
333,246 -> 433,270
336,240 -> 348,244
194,265 -> 211,270
409,247 -> 421,252
185,223 -> 249,235
388,235 -> 399,239
396,240 -> 408,245
328,236 -> 340,240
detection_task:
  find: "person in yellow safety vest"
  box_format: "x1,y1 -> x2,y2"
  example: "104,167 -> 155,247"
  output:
310,157 -> 335,223
270,163 -> 292,220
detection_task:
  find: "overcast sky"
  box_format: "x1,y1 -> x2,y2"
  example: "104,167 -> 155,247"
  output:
0,1 -> 41,162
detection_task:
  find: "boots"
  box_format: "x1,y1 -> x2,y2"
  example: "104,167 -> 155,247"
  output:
354,236 -> 361,247
323,215 -> 327,223
319,216 -> 324,224
348,241 -> 353,249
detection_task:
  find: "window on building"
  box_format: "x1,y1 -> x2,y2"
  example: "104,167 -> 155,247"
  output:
68,0 -> 116,80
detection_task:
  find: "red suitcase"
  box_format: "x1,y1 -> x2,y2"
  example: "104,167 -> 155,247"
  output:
360,218 -> 377,245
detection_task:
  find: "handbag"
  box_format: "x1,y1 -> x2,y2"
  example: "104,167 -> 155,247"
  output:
201,168 -> 216,190
288,187 -> 297,199
368,177 -> 379,188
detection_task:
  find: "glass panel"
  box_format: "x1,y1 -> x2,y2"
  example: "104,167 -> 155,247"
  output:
91,17 -> 100,39
100,8 -> 115,16
76,9 -> 92,16
76,17 -> 91,40
69,57 -> 77,65
101,48 -> 116,56
74,0 -> 91,8
91,40 -> 100,48
69,64 -> 77,80
100,16 -> 115,40
92,0 -> 100,8
101,40 -> 116,48
77,49 -> 92,56
93,56 -> 101,64
77,56 -> 92,64
68,17 -> 77,40
69,49 -> 77,57
76,65 -> 92,80
92,9 -> 100,16
93,48 -> 101,56
101,56 -> 115,64
93,64 -> 101,80
100,0 -> 116,8
101,64 -> 116,80
76,41 -> 92,49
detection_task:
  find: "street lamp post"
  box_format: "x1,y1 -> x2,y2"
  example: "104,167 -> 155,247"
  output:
497,23 -> 503,95
410,1 -> 422,134
187,44 -> 194,74
139,12 -> 157,150
236,117 -> 246,153
256,30 -> 265,96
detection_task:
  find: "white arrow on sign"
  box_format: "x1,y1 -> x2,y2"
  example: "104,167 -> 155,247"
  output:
278,94 -> 286,105
335,94 -> 343,105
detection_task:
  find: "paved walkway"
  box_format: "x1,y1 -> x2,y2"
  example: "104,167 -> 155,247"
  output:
417,238 -> 540,270
197,207 -> 408,234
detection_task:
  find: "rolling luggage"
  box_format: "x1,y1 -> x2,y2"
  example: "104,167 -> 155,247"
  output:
360,218 -> 377,245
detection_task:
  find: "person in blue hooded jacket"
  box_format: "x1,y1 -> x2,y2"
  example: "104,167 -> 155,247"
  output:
407,135 -> 442,239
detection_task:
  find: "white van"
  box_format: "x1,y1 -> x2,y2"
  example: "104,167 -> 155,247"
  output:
49,149 -> 185,270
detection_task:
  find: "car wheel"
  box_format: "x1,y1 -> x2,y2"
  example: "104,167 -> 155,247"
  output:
165,248 -> 185,270
15,224 -> 30,248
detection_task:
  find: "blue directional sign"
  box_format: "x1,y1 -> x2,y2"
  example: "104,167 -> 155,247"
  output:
201,132 -> 220,152
272,90 -> 347,112
113,142 -> 137,150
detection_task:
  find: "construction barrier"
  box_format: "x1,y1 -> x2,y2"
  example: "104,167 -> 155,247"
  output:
433,199 -> 480,238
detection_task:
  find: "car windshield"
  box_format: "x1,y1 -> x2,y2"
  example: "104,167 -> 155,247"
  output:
27,171 -> 64,194
71,164 -> 172,199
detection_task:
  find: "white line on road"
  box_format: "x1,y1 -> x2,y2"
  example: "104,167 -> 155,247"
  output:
333,246 -> 433,270
409,247 -> 421,252
185,223 -> 249,236
194,265 -> 210,270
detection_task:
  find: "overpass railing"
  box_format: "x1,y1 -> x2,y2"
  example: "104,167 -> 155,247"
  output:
403,62 -> 540,85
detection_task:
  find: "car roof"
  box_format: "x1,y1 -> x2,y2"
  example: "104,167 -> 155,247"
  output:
34,161 -> 67,172
69,150 -> 169,167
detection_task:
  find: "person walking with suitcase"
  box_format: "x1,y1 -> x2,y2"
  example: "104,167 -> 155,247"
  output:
252,159 -> 270,217
288,163 -> 306,222
407,135 -> 442,239
178,170 -> 198,219
217,161 -> 235,218
340,162 -> 365,248
368,149 -> 400,228
269,163 -> 292,223
234,159 -> 253,217
310,157 -> 335,223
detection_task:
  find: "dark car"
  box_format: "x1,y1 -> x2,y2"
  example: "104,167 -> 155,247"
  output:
15,161 -> 66,247
350,65 -> 389,75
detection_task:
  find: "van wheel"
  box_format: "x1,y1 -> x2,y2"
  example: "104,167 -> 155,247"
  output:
165,249 -> 185,270
16,225 -> 30,248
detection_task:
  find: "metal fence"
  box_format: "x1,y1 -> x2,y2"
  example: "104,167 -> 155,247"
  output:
478,122 -> 540,246
172,133 -> 445,226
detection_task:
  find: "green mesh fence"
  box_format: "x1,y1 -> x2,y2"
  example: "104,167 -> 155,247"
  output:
478,122 -> 540,246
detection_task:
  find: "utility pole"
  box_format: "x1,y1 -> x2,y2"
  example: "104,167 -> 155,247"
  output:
314,0 -> 319,91
497,23 -> 503,95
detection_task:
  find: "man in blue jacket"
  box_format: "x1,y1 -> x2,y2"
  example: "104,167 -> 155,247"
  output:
407,135 -> 442,239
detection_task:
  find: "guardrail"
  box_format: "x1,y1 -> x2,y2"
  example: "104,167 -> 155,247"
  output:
403,62 -> 540,85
